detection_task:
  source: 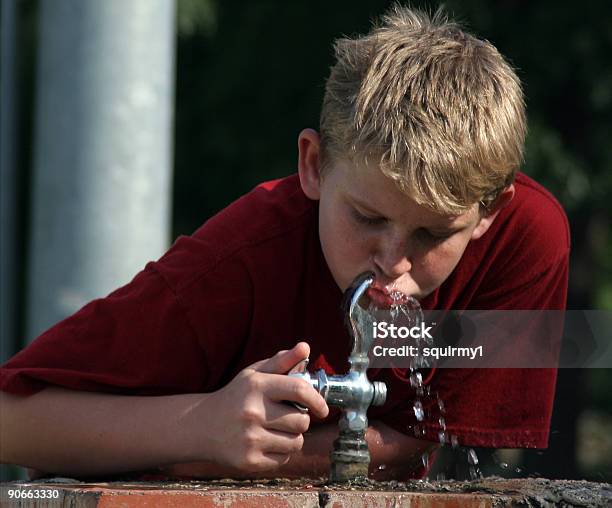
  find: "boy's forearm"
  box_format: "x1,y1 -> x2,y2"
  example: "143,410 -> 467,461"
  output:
159,420 -> 436,480
0,386 -> 207,477
365,420 -> 437,480
287,419 -> 436,480
1,383 -> 434,480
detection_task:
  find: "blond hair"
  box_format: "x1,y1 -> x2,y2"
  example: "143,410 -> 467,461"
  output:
320,4 -> 526,214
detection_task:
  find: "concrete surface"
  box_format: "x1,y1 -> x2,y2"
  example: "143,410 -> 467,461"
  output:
1,477 -> 610,507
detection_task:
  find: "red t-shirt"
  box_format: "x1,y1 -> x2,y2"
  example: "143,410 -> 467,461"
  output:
0,172 -> 569,450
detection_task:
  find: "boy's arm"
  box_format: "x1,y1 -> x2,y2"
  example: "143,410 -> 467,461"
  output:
0,387 -> 202,476
0,343 -> 328,477
297,419 -> 436,480
160,420 -> 436,480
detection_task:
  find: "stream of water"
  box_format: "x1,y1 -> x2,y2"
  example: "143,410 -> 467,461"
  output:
374,290 -> 485,480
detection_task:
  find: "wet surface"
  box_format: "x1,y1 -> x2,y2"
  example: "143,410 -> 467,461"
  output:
17,476 -> 612,507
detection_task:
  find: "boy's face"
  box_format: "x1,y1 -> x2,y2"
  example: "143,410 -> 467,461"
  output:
298,130 -> 510,300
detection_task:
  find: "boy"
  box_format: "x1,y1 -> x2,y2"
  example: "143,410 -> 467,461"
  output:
0,5 -> 569,480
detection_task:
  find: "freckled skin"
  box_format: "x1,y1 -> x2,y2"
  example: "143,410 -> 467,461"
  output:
316,160 -> 483,299
297,129 -> 512,301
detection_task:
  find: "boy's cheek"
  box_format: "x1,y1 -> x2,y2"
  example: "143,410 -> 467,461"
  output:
323,218 -> 366,259
417,249 -> 465,290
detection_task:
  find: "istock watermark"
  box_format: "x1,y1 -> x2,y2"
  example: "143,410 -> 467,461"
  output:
372,344 -> 483,360
367,310 -> 612,368
372,321 -> 433,339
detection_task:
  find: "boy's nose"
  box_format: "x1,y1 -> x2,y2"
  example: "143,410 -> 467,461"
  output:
373,245 -> 412,280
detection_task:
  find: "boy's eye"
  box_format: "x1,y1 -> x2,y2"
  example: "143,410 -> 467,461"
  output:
416,228 -> 453,243
351,209 -> 386,226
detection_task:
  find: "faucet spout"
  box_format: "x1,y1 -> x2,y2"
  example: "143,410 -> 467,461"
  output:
342,271 -> 375,360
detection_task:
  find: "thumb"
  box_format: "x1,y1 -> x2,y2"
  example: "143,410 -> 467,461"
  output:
252,342 -> 311,374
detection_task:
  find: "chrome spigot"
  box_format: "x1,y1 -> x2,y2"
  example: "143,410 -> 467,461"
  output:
289,272 -> 386,481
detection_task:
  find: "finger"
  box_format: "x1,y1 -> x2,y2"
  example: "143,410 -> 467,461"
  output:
262,401 -> 311,434
260,428 -> 305,455
259,452 -> 291,469
252,342 -> 311,375
242,451 -> 290,472
262,375 -> 329,419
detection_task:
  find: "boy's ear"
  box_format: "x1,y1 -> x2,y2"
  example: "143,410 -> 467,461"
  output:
470,184 -> 515,240
297,128 -> 322,200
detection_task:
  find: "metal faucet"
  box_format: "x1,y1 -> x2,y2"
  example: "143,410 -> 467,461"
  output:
289,272 -> 386,481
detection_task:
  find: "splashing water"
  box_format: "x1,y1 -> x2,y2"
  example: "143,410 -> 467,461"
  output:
467,448 -> 482,480
436,394 -> 448,445
450,434 -> 459,448
409,371 -> 422,388
467,448 -> 479,465
368,292 -> 435,447
410,371 -> 425,397
363,283 -> 488,481
490,450 -> 526,477
421,452 -> 429,468
437,396 -> 445,414
413,400 -> 425,421
365,289 -> 436,447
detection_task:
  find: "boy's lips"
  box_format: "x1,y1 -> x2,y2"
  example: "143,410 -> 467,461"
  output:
367,284 -> 410,308
366,285 -> 410,308
367,286 -> 393,308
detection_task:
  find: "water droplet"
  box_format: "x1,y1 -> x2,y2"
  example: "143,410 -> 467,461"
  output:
450,435 -> 459,448
499,462 -> 509,469
410,371 -> 423,388
389,290 -> 405,303
413,400 -> 424,421
468,466 -> 482,480
421,452 -> 429,468
468,448 -> 478,466
467,450 -> 483,480
413,424 -> 424,437
515,467 -> 522,474
438,416 -> 446,429
378,464 -> 387,470
467,448 -> 479,465
437,398 -> 446,414
389,308 -> 396,320
438,431 -> 447,444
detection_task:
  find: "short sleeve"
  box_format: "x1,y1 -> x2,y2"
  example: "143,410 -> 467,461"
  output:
0,264 -> 208,397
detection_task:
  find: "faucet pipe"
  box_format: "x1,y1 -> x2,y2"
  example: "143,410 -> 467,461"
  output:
289,272 -> 387,481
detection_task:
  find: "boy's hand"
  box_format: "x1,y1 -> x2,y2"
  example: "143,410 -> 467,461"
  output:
186,342 -> 329,472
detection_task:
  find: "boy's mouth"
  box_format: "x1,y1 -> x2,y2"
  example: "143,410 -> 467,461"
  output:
366,285 -> 410,308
